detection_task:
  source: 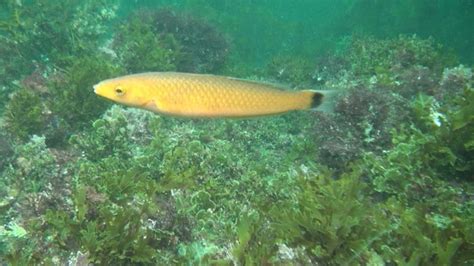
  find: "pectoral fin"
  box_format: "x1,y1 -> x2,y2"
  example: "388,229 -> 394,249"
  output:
142,99 -> 161,113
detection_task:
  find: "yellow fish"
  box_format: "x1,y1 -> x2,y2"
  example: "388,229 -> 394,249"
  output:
93,72 -> 333,118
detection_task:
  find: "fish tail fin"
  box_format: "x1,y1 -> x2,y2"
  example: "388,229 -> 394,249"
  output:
301,89 -> 339,113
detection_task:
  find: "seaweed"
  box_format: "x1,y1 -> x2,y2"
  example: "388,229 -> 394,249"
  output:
46,55 -> 123,143
152,8 -> 230,73
347,35 -> 456,77
0,0 -> 117,88
113,12 -> 179,73
0,221 -> 32,264
313,87 -> 410,169
264,55 -> 316,87
3,89 -> 49,141
1,2 -> 473,264
113,8 -> 229,74
264,166 -> 390,265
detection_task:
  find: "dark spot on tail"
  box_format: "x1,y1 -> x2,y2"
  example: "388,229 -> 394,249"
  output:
311,92 -> 324,108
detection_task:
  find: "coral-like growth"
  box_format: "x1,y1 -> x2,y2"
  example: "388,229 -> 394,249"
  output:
69,107 -> 137,162
342,35 -> 458,99
152,9 -> 229,73
0,131 -> 13,171
348,35 -> 455,77
0,221 -> 30,264
44,166 -> 191,265
48,55 -> 122,140
392,65 -> 439,98
3,89 -> 49,141
0,1 -> 117,88
113,8 -> 229,74
264,53 -> 350,88
1,2 -> 473,265
0,1 -> 119,141
0,37 -> 31,98
264,55 -> 316,87
268,167 -> 390,265
439,65 -> 472,100
358,125 -> 474,264
113,13 -> 179,73
313,87 -> 409,168
1,54 -> 121,146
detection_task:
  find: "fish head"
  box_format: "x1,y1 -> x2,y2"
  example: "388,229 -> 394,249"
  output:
93,75 -> 150,108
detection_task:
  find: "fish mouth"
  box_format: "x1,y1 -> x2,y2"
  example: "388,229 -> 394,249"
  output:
93,83 -> 99,94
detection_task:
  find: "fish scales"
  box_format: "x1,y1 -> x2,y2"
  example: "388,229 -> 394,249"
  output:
93,72 -> 327,118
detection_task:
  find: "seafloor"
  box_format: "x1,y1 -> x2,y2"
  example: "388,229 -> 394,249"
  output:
0,1 -> 473,265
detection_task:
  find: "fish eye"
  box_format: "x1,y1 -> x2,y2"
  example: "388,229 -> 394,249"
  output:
115,86 -> 125,96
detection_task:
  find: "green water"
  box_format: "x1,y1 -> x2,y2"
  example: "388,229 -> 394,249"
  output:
122,1 -> 474,62
0,1 -> 473,265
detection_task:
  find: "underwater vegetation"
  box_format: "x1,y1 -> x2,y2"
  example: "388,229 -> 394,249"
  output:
0,0 -> 118,111
151,8 -> 229,73
0,1 -> 473,265
112,10 -> 180,74
113,8 -> 229,74
2,56 -> 122,146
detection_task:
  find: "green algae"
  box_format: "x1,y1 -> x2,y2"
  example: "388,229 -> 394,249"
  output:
0,1 -> 473,265
3,89 -> 47,141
